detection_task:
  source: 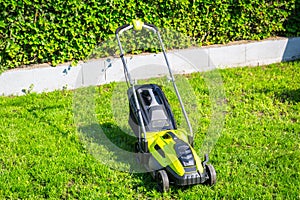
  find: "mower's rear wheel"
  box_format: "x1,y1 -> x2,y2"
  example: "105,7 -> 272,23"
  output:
205,164 -> 217,186
156,170 -> 169,192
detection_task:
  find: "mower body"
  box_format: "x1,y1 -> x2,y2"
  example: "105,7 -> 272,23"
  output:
139,130 -> 209,186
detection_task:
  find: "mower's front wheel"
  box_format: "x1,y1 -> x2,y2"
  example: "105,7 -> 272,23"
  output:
205,164 -> 217,186
156,170 -> 169,192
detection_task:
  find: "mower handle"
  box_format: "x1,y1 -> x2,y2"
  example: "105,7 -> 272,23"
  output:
115,20 -> 194,140
115,22 -> 158,35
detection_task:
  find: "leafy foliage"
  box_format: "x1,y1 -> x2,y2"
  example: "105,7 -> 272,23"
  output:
0,0 -> 299,70
0,61 -> 299,198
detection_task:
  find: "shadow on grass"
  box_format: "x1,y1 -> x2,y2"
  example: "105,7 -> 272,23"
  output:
256,87 -> 300,104
275,88 -> 300,104
77,122 -> 158,191
99,122 -> 136,151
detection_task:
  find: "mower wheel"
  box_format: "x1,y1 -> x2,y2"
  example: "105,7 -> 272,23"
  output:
205,164 -> 217,186
156,170 -> 169,192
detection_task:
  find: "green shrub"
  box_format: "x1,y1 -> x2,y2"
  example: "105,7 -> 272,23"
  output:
0,0 -> 299,71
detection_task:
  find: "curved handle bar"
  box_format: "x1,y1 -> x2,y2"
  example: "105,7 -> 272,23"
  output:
143,23 -> 158,32
115,24 -> 131,35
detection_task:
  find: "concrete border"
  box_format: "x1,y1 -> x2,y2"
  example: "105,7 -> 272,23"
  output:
0,37 -> 299,96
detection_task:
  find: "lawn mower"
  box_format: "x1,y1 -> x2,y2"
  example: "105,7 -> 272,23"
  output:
115,20 -> 216,192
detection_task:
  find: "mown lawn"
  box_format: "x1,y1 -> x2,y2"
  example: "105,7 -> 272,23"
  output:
0,61 -> 299,199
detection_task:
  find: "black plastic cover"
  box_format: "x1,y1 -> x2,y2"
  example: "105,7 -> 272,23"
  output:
128,84 -> 176,137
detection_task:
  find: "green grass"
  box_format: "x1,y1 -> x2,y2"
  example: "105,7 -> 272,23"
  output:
0,61 -> 299,199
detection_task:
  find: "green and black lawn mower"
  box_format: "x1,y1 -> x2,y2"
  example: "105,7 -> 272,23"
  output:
115,20 -> 216,192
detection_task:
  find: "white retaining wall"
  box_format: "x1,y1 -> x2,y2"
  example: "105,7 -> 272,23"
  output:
0,37 -> 299,96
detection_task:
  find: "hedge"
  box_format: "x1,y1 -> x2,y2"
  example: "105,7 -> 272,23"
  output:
0,0 -> 299,71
